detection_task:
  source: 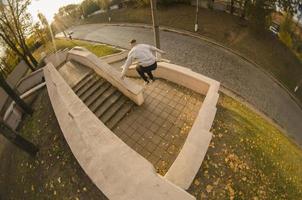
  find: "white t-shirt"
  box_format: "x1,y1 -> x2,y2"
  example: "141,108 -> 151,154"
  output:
121,44 -> 164,76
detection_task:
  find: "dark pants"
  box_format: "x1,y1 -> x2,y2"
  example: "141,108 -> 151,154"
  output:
136,62 -> 157,82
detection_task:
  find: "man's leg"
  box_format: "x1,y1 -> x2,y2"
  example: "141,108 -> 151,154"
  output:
136,66 -> 149,82
146,70 -> 154,81
146,62 -> 157,81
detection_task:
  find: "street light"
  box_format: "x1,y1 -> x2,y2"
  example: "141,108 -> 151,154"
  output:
150,0 -> 160,48
195,0 -> 199,32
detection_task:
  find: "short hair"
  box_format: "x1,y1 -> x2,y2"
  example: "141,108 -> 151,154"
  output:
130,39 -> 136,44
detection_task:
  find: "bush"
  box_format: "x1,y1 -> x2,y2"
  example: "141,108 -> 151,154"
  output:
134,0 -> 190,7
279,31 -> 293,48
279,14 -> 294,48
134,0 -> 150,7
159,0 -> 191,6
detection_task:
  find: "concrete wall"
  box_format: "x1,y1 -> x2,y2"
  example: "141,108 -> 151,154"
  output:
3,69 -> 45,130
44,63 -> 195,200
16,69 -> 44,94
0,60 -> 29,112
67,47 -> 144,105
126,62 -> 220,189
44,50 -> 68,69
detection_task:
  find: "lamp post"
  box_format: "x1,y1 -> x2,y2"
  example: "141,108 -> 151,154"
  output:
195,0 -> 199,32
150,0 -> 160,48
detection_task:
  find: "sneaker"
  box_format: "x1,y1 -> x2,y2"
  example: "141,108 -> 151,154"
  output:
144,81 -> 149,86
150,78 -> 156,83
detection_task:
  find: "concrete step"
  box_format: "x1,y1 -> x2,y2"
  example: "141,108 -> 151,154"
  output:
89,86 -> 117,112
76,76 -> 100,97
106,101 -> 134,130
73,73 -> 94,93
80,79 -> 106,102
95,91 -> 122,118
99,96 -> 128,123
84,82 -> 111,107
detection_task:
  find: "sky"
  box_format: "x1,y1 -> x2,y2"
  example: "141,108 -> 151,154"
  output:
28,0 -> 83,23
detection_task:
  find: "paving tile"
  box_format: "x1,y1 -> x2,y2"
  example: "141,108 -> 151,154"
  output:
148,154 -> 160,165
137,137 -> 148,146
151,135 -> 161,145
111,78 -> 203,175
146,141 -> 157,152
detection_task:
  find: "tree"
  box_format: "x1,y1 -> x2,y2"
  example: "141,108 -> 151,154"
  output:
81,0 -> 100,17
0,0 -> 38,71
0,119 -> 38,156
58,4 -> 81,19
37,12 -> 51,41
0,62 -> 10,77
52,14 -> 68,37
0,72 -> 33,115
98,0 -> 112,21
0,50 -> 17,77
98,0 -> 111,10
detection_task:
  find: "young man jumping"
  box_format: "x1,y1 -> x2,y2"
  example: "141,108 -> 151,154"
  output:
121,39 -> 165,84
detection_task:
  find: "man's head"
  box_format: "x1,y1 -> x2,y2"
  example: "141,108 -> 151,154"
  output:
130,39 -> 137,48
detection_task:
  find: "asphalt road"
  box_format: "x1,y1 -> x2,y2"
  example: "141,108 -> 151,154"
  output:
62,24 -> 302,146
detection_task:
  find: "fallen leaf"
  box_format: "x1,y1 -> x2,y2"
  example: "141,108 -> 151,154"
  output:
206,185 -> 213,193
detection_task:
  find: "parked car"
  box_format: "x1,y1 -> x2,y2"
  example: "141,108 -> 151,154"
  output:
269,22 -> 280,35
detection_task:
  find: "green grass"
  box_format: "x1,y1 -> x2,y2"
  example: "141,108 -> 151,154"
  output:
189,94 -> 302,199
0,90 -> 301,199
33,38 -> 120,61
84,4 -> 302,103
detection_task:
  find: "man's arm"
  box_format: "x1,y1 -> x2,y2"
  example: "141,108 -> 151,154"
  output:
121,53 -> 133,78
149,45 -> 165,54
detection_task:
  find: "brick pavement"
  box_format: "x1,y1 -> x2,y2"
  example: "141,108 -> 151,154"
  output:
113,78 -> 204,175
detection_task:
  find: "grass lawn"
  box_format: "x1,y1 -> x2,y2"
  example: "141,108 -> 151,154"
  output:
189,94 -> 302,199
84,4 -> 302,102
0,90 -> 301,199
33,38 -> 120,61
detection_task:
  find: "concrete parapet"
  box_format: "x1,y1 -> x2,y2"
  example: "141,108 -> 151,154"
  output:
67,47 -> 144,105
44,63 -> 195,200
126,61 -> 220,189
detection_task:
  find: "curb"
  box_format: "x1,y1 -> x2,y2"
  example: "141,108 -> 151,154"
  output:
56,36 -> 127,52
91,22 -> 302,110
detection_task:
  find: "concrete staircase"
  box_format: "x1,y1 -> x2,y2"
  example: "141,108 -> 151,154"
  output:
72,69 -> 135,130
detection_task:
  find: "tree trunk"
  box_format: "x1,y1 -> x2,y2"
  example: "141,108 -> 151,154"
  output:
0,120 -> 39,156
230,0 -> 234,14
241,0 -> 248,19
0,74 -> 33,115
25,49 -> 38,67
21,56 -> 36,72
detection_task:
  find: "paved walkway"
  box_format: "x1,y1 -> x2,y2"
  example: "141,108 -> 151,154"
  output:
62,24 -> 302,146
114,78 -> 204,175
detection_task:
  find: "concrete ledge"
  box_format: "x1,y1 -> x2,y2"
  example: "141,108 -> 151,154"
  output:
44,63 -> 195,200
67,47 -> 144,105
16,68 -> 44,94
44,50 -> 68,68
101,51 -> 128,64
126,62 -> 220,189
